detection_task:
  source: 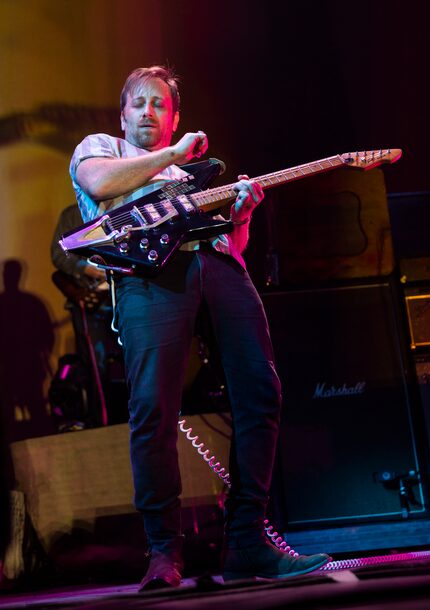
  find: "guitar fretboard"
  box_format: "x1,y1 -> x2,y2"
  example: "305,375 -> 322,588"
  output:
193,154 -> 344,211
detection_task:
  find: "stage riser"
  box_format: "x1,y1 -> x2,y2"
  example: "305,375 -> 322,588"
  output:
10,414 -> 231,554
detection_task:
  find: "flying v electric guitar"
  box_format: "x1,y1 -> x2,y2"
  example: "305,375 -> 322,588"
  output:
59,149 -> 402,277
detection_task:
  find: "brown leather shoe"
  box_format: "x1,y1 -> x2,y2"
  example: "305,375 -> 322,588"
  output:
138,550 -> 183,591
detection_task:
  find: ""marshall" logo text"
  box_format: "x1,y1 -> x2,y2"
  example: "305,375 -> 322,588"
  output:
312,382 -> 366,399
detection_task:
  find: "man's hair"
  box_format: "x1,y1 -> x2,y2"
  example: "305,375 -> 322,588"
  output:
120,66 -> 180,114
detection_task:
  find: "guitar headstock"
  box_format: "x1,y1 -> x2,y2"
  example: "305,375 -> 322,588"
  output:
341,149 -> 402,170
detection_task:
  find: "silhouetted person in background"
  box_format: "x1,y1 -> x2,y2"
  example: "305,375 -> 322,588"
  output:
0,259 -> 54,443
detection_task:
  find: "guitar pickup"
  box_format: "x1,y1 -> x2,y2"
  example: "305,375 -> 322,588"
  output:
144,203 -> 162,223
132,200 -> 180,228
176,194 -> 197,214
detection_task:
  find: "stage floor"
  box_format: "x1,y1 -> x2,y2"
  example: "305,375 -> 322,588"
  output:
2,550 -> 430,609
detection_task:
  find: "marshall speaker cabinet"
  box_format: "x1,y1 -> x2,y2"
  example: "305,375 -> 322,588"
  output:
262,281 -> 428,528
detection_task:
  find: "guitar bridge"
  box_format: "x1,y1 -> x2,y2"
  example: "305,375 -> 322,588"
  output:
130,206 -> 148,227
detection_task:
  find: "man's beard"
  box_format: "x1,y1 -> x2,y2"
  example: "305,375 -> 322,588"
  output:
132,130 -> 157,149
126,124 -> 161,149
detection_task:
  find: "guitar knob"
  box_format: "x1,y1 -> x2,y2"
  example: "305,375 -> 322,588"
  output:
148,249 -> 159,262
119,242 -> 130,254
140,238 -> 149,250
160,233 -> 170,246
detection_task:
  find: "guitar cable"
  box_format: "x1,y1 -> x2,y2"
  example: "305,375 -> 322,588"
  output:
178,417 -> 297,555
108,271 -> 123,346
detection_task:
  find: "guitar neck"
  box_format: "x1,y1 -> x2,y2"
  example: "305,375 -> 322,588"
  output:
194,154 -> 344,212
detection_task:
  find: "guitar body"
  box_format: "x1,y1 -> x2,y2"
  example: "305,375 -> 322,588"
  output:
78,212 -> 232,277
61,158 -> 232,277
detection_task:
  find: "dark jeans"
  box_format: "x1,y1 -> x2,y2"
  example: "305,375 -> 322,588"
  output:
114,246 -> 282,550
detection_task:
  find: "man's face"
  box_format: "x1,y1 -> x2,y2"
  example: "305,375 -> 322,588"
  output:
120,77 -> 179,150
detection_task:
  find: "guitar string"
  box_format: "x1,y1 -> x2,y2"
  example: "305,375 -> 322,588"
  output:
106,160 -> 343,228
103,154 -> 365,228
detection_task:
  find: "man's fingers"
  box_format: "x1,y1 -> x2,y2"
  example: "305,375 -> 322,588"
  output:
235,178 -> 263,204
194,131 -> 208,157
250,182 -> 264,203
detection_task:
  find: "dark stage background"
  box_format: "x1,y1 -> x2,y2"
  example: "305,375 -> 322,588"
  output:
156,1 -> 428,189
137,0 -> 429,287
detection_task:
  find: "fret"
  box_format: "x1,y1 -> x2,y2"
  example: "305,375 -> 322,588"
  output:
197,193 -> 209,204
272,173 -> 284,183
320,158 -> 338,169
296,167 -> 308,176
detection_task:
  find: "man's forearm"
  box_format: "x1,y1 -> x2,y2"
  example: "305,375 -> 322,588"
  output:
76,146 -> 181,201
229,221 -> 251,254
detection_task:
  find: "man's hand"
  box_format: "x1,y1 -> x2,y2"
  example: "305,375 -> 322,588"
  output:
171,131 -> 208,164
230,175 -> 264,225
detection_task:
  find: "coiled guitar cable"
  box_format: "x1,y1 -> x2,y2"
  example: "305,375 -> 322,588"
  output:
178,417 -> 298,556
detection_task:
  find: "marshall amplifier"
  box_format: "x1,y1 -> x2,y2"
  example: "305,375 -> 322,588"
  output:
262,281 -> 428,528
